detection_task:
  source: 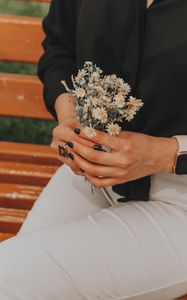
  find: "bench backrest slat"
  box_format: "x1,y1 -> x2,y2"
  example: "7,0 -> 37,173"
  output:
0,15 -> 44,64
0,73 -> 53,120
0,1 -> 55,120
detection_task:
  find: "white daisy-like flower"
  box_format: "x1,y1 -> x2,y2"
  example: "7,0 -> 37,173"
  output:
90,71 -> 100,82
118,81 -> 131,95
91,97 -> 102,106
127,96 -> 144,109
74,69 -> 87,83
94,85 -> 106,96
83,126 -> 97,138
124,107 -> 137,121
114,93 -> 126,108
106,123 -> 121,136
110,74 -> 118,80
92,107 -> 108,124
103,75 -> 115,85
75,88 -> 86,98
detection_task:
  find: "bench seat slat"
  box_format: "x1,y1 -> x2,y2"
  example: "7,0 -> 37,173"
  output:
0,207 -> 28,233
0,183 -> 42,210
0,232 -> 15,242
0,73 -> 53,120
0,161 -> 59,186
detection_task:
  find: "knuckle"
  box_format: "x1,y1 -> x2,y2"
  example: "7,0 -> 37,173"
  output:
74,169 -> 82,175
113,137 -> 121,149
53,124 -> 67,140
94,181 -> 102,188
87,168 -> 96,176
57,156 -> 65,163
52,126 -> 59,138
115,170 -> 126,178
94,169 -> 102,177
85,165 -> 93,175
122,144 -> 131,153
50,141 -> 57,152
87,151 -> 98,162
120,158 -> 131,169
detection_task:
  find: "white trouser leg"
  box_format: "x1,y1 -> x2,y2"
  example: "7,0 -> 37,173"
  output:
0,200 -> 187,299
18,164 -> 110,235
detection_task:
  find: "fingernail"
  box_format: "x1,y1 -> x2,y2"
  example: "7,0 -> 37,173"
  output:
93,144 -> 103,151
80,168 -> 85,173
67,141 -> 74,149
68,153 -> 74,160
74,128 -> 81,135
117,197 -> 128,203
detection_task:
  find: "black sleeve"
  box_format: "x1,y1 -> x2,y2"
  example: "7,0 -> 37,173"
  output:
37,0 -> 78,119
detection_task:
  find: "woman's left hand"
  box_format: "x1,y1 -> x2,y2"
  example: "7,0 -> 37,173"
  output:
66,129 -> 179,188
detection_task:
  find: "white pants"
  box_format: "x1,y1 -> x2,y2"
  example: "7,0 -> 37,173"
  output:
0,164 -> 187,300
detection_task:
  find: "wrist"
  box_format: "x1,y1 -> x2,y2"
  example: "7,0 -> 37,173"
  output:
171,135 -> 187,174
153,136 -> 179,173
55,93 -> 76,124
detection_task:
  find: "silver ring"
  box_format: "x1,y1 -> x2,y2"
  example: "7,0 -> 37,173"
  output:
58,143 -> 68,157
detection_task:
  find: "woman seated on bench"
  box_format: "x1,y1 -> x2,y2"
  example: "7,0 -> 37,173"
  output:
0,0 -> 187,299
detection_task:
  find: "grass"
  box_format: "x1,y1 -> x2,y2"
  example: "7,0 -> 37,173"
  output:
0,0 -> 57,145
0,0 -> 49,17
0,117 -> 54,145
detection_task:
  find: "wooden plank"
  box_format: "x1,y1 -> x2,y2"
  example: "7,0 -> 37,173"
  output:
0,142 -> 61,166
0,73 -> 54,120
0,161 -> 59,186
0,233 -> 15,242
26,0 -> 51,2
0,15 -> 44,63
0,183 -> 42,210
0,207 -> 28,234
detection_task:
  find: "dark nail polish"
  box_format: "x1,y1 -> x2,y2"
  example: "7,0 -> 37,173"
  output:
93,144 -> 103,151
117,197 -> 128,203
74,128 -> 81,135
80,168 -> 85,173
67,141 -> 74,149
68,153 -> 74,160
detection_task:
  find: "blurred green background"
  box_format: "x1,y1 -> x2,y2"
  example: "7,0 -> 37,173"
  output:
0,0 -> 57,145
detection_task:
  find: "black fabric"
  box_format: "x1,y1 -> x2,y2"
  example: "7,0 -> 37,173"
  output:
38,0 -> 187,201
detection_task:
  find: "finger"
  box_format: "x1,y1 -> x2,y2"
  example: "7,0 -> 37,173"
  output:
52,129 -> 95,153
85,174 -> 128,188
75,127 -> 123,150
67,140 -> 121,167
67,141 -> 115,165
71,151 -> 126,177
57,155 -> 84,176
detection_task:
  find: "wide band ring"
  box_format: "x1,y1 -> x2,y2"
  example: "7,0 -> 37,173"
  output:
58,143 -> 68,157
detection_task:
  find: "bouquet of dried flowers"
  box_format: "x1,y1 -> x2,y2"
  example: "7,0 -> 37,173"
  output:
61,61 -> 144,139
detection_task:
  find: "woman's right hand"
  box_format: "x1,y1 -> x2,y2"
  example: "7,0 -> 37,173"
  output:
50,93 -> 94,176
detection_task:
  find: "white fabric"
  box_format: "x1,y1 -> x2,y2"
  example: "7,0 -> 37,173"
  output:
173,135 -> 187,152
0,164 -> 187,299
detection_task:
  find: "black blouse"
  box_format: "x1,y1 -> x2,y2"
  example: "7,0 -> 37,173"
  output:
38,0 -> 187,201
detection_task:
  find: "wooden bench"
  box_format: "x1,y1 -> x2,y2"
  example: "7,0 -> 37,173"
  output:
0,0 -> 61,240
0,1 -> 187,299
